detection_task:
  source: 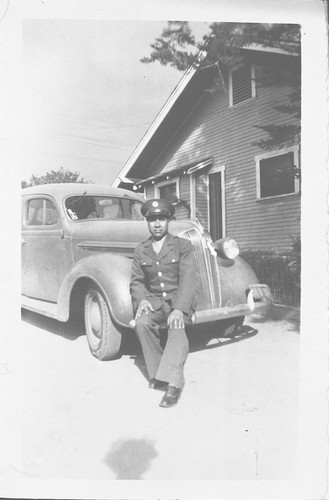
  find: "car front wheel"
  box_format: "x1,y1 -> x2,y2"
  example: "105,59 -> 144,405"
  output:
84,286 -> 122,360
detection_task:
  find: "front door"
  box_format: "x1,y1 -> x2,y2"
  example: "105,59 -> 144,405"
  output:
209,170 -> 223,241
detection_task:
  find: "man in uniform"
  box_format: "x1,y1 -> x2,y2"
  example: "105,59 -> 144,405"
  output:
130,199 -> 196,408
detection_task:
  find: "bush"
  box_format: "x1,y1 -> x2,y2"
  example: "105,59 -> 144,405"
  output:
241,239 -> 301,307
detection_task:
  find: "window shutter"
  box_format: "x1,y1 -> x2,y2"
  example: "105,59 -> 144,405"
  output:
232,64 -> 253,105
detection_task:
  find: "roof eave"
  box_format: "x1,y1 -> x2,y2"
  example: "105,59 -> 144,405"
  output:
112,64 -> 198,187
112,44 -> 299,187
242,43 -> 299,56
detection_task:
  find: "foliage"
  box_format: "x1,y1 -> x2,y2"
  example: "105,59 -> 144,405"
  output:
140,21 -> 197,71
240,237 -> 301,308
287,233 -> 301,280
141,22 -> 300,72
252,124 -> 301,151
21,167 -> 90,188
141,22 -> 301,152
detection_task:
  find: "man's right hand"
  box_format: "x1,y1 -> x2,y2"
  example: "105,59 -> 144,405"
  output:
135,299 -> 154,318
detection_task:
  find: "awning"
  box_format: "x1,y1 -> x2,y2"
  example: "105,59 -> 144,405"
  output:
132,157 -> 213,189
117,176 -> 140,184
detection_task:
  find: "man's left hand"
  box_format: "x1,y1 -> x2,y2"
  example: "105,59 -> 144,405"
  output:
167,309 -> 185,329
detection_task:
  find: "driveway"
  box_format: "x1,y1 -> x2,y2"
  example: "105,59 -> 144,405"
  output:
4,311 -> 299,482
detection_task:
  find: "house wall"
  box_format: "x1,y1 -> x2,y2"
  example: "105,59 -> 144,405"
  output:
145,175 -> 190,219
144,62 -> 300,252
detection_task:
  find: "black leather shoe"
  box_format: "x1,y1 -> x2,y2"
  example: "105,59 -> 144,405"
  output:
148,378 -> 168,391
159,385 -> 181,408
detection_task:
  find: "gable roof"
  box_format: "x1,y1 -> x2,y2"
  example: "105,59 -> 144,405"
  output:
112,45 -> 299,188
112,64 -> 198,187
113,63 -> 216,187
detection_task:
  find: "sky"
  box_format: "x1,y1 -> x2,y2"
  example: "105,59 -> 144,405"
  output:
21,19 -> 209,185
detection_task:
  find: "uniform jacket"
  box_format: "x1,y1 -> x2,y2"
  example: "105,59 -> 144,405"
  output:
130,233 -> 196,315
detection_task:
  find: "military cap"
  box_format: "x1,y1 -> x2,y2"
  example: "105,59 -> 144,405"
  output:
141,198 -> 175,219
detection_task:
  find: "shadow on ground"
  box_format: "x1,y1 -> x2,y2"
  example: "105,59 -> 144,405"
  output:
122,322 -> 259,383
21,309 -> 85,341
21,308 -> 260,383
104,438 -> 158,479
187,323 -> 259,353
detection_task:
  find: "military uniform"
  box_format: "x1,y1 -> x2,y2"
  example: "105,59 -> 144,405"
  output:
130,226 -> 196,390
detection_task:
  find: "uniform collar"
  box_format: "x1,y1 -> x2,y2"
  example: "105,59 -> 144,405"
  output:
142,233 -> 175,259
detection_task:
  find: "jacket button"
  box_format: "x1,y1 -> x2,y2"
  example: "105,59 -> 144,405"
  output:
160,283 -> 165,288
172,259 -> 175,262
158,271 -> 162,277
156,261 -> 159,265
162,292 -> 167,297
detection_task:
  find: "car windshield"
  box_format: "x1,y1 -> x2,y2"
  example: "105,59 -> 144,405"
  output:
65,195 -> 144,221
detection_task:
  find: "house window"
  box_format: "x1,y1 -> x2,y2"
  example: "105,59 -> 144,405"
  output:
155,178 -> 179,202
256,147 -> 300,199
229,64 -> 256,107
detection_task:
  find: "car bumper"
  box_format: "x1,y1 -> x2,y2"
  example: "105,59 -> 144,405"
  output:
191,284 -> 273,324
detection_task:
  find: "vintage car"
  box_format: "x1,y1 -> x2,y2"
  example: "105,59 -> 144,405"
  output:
21,183 -> 272,360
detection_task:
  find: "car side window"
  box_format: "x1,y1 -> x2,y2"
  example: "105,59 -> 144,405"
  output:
26,198 -> 59,226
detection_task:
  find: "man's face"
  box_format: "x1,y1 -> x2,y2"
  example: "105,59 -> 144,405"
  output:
147,215 -> 169,241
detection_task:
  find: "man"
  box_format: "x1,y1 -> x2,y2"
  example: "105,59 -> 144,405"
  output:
130,199 -> 196,408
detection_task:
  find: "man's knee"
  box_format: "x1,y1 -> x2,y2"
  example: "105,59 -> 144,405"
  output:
167,327 -> 188,344
167,326 -> 186,335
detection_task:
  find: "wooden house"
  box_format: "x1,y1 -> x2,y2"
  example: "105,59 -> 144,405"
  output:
113,45 -> 301,252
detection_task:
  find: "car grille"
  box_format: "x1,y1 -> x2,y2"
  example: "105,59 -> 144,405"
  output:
180,228 -> 221,310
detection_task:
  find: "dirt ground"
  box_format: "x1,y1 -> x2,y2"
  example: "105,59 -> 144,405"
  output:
3,311 -> 299,484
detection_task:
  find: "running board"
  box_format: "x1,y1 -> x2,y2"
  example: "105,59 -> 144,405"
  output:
21,295 -> 66,322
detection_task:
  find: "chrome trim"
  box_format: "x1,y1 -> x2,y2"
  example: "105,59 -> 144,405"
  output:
191,297 -> 273,324
77,241 -> 136,254
180,227 -> 221,310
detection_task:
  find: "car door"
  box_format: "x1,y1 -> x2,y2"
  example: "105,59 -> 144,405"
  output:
21,195 -> 73,303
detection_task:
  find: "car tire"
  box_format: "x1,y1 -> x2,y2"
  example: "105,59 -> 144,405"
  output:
84,286 -> 122,360
216,316 -> 244,338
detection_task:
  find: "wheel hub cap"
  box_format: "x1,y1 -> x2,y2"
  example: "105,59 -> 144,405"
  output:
89,299 -> 101,338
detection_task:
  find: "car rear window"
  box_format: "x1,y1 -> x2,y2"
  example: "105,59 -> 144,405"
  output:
65,196 -> 143,221
26,198 -> 59,226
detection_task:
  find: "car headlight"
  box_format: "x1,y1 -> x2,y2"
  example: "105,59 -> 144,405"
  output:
214,237 -> 240,260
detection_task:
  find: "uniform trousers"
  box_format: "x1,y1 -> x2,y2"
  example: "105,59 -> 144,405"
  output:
135,301 -> 189,389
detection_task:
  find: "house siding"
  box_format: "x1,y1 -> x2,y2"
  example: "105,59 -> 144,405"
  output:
145,184 -> 155,199
176,175 -> 191,219
144,61 -> 300,251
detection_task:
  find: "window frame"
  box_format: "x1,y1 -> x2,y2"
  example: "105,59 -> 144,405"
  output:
25,196 -> 60,228
255,146 -> 300,200
189,164 -> 226,237
154,177 -> 180,201
229,63 -> 256,108
207,164 -> 226,237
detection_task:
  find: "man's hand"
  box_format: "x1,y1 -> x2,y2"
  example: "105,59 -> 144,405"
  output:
167,309 -> 185,329
135,299 -> 154,319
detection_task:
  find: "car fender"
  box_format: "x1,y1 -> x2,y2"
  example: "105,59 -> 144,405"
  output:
56,253 -> 134,326
217,255 -> 259,306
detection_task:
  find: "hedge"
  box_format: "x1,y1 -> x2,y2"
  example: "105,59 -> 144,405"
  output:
240,242 -> 301,308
